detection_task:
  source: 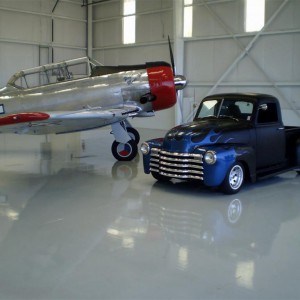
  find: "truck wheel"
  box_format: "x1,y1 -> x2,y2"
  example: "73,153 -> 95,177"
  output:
221,162 -> 244,194
111,140 -> 138,161
151,171 -> 170,182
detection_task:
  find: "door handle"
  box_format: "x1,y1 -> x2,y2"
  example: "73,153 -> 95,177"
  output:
277,127 -> 284,130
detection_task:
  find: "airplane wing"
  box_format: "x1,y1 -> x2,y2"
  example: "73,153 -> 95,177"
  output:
0,105 -> 142,135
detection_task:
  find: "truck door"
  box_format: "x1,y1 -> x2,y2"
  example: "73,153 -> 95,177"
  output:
255,102 -> 286,168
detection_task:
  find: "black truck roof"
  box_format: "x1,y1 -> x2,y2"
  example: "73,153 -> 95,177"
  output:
203,93 -> 279,105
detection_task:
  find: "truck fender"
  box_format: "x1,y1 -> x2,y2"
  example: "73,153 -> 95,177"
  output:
236,146 -> 256,183
202,145 -> 255,187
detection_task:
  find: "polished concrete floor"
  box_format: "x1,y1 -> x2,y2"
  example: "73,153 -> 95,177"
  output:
0,128 -> 299,300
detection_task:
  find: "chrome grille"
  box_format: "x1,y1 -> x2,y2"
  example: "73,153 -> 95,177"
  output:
150,148 -> 204,180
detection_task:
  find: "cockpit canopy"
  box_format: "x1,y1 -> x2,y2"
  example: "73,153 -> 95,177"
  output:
7,57 -> 97,89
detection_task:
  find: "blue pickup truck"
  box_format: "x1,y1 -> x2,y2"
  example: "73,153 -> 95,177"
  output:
140,93 -> 300,194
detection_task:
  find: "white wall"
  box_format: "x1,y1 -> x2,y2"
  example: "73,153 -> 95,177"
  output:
0,0 -> 86,87
92,0 -> 300,127
184,0 -> 300,125
92,0 -> 175,129
1,0 -> 299,128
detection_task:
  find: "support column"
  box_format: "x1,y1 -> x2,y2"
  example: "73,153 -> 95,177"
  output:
173,0 -> 185,125
87,0 -> 93,58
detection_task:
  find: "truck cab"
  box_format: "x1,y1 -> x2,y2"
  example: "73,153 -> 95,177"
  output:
194,94 -> 286,168
141,93 -> 300,194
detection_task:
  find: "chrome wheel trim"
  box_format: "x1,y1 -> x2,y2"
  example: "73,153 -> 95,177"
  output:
229,165 -> 244,190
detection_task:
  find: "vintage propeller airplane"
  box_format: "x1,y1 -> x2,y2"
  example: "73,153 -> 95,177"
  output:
0,49 -> 186,161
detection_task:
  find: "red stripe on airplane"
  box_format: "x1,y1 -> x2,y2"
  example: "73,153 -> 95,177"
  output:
0,112 -> 50,126
147,66 -> 176,111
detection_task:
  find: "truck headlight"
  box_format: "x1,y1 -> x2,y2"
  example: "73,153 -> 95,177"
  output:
204,150 -> 217,165
140,142 -> 150,155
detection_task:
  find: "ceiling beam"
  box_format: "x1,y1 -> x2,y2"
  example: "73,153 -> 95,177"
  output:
81,0 -> 110,7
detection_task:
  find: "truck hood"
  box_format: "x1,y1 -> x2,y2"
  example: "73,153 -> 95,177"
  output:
162,117 -> 253,152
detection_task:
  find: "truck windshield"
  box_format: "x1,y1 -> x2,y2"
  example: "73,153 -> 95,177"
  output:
195,98 -> 254,121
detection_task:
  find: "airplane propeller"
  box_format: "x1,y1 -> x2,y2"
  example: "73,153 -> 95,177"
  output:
139,38 -> 186,106
168,35 -> 176,76
168,35 -> 187,91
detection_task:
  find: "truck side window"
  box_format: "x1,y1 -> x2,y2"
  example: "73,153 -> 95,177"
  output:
257,103 -> 279,123
228,101 -> 253,120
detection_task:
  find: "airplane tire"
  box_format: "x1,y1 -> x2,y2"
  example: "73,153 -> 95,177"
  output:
127,127 -> 140,144
111,139 -> 138,161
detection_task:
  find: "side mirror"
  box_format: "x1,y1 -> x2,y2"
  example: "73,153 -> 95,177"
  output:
258,104 -> 268,111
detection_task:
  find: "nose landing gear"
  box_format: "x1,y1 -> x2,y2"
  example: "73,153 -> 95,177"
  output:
110,122 -> 140,161
111,139 -> 138,161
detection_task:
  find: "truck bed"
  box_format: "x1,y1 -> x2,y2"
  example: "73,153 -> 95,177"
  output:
284,126 -> 300,169
285,126 -> 300,132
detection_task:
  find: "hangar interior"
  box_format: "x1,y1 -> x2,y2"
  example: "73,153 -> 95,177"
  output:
0,0 -> 300,299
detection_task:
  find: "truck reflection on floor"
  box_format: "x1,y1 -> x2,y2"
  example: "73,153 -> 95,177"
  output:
145,176 -> 300,257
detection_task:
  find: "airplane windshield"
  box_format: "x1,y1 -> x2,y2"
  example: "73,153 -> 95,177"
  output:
7,57 -> 94,89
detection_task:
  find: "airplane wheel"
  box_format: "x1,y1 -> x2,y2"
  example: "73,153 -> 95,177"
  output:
127,127 -> 140,144
111,140 -> 138,161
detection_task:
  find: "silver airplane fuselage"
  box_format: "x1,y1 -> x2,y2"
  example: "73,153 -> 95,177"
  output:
0,69 -> 152,134
0,57 -> 186,160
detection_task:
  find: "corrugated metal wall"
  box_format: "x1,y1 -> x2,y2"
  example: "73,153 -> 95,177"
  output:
92,0 -> 300,128
0,0 -> 86,86
183,0 -> 300,126
0,0 -> 299,128
92,0 -> 176,129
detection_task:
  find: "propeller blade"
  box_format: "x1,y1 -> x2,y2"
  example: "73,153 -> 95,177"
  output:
168,35 -> 175,76
168,36 -> 187,91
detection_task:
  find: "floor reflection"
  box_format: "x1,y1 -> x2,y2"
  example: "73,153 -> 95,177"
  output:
146,175 -> 300,256
0,129 -> 299,299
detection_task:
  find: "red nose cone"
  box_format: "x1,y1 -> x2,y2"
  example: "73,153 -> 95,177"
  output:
147,65 -> 176,111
